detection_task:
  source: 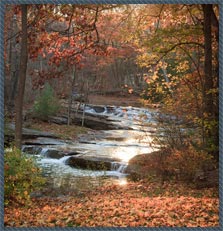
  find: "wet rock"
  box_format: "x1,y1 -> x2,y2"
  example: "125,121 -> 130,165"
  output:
48,113 -> 119,130
23,137 -> 65,145
44,149 -> 65,159
72,114 -> 120,130
22,146 -> 42,155
65,151 -> 80,156
65,156 -> 116,171
91,105 -> 106,113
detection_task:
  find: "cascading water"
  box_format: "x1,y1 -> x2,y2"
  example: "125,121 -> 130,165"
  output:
111,162 -> 128,173
22,104 -> 159,195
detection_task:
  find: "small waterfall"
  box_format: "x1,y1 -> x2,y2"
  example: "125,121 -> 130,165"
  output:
40,147 -> 50,156
111,162 -> 120,171
102,106 -> 108,114
58,156 -> 71,163
111,162 -> 127,174
117,164 -> 127,173
38,155 -> 70,165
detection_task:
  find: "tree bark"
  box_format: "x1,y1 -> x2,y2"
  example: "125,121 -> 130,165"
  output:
8,14 -> 20,113
15,5 -> 28,149
202,4 -> 214,117
202,4 -> 218,159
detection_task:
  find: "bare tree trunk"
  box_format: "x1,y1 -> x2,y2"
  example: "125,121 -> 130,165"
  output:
67,66 -> 76,125
15,5 -> 28,149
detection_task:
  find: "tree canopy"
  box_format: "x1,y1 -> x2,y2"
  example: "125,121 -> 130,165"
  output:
4,4 -> 219,156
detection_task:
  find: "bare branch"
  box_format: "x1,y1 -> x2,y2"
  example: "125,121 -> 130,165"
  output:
154,42 -> 204,65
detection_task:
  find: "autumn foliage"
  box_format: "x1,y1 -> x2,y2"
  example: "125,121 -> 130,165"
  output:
4,182 -> 218,227
4,148 -> 45,206
3,4 -> 219,228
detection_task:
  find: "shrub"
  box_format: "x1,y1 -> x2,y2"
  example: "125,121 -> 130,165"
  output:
4,147 -> 45,205
150,112 -> 218,182
33,83 -> 60,120
164,146 -> 216,182
127,146 -> 216,184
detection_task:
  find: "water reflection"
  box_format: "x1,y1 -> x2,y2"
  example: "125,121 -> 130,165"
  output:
118,178 -> 128,186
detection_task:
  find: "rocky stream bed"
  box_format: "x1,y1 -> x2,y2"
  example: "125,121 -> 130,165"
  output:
6,103 -> 216,196
5,103 -> 162,196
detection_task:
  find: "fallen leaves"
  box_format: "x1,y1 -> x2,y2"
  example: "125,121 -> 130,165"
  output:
30,121 -> 90,140
4,181 -> 219,227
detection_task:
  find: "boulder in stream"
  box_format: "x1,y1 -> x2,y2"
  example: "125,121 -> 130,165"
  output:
90,105 -> 106,113
22,146 -> 43,155
43,149 -> 65,159
45,149 -> 81,158
65,156 -> 118,171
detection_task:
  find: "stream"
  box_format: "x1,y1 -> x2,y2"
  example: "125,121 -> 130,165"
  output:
22,105 -> 160,196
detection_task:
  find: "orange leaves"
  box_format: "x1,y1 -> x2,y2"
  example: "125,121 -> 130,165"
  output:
183,212 -> 193,219
4,182 -> 219,227
47,215 -> 57,223
42,205 -> 51,211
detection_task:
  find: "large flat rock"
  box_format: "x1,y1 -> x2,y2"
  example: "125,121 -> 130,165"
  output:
5,123 -> 59,144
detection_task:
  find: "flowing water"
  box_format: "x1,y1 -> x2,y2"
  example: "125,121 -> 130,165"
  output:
22,105 -> 159,196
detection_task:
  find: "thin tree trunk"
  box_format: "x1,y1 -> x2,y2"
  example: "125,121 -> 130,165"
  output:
67,67 -> 76,125
15,5 -> 28,149
7,14 -> 20,114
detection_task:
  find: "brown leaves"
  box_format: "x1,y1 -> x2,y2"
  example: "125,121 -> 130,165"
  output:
4,181 -> 219,227
30,121 -> 90,140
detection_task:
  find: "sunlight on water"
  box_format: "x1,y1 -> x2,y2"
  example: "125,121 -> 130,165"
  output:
118,178 -> 128,186
21,105 -> 159,194
112,146 -> 156,162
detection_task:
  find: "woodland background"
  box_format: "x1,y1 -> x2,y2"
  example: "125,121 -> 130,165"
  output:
4,4 -> 219,227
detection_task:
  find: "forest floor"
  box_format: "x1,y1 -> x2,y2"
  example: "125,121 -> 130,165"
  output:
5,180 -> 219,227
4,94 -> 219,227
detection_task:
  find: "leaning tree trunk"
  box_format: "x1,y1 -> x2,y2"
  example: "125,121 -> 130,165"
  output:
15,5 -> 28,149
